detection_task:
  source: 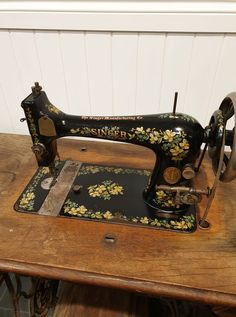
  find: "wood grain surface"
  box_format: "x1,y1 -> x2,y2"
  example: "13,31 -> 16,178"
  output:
0,134 -> 236,307
53,282 -> 148,317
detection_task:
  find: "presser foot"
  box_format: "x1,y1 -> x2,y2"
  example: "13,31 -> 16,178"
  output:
39,163 -> 60,190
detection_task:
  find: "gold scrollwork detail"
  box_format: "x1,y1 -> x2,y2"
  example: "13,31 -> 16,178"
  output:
18,167 -> 50,211
78,165 -> 151,176
69,125 -> 189,160
62,199 -> 195,231
46,103 -> 61,114
25,107 -> 40,143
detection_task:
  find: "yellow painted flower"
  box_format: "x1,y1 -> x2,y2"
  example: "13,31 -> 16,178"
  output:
165,200 -> 175,207
103,211 -> 113,220
149,131 -> 161,144
89,191 -> 100,197
69,207 -> 79,215
98,185 -> 106,192
170,146 -> 183,157
70,128 -> 79,134
94,212 -> 103,219
110,186 -> 123,195
179,138 -> 189,150
19,197 -> 29,207
163,223 -> 171,229
140,217 -> 149,224
26,192 -> 35,200
64,206 -> 70,213
143,170 -> 151,176
171,220 -> 188,230
88,181 -> 123,200
114,168 -> 123,174
77,205 -> 87,215
150,219 -> 161,227
136,127 -> 145,134
90,167 -> 100,173
41,167 -> 49,174
163,130 -> 176,142
156,190 -> 167,199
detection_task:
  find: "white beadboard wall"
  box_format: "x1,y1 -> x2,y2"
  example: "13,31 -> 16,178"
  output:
0,1 -> 236,134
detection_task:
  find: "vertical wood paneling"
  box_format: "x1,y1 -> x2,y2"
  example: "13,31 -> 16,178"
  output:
135,33 -> 165,114
159,34 -> 194,113
0,30 -> 26,133
85,32 -> 113,115
209,35 -> 236,129
59,31 -> 90,115
0,29 -> 236,135
10,30 -> 42,94
34,31 -> 68,112
112,33 -> 138,115
184,34 -> 224,125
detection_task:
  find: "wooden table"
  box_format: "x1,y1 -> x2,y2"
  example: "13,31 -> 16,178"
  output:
0,133 -> 236,309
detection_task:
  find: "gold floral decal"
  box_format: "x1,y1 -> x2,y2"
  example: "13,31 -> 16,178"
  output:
63,199 -> 114,220
70,126 -> 125,140
159,113 -> 197,123
88,180 -> 123,200
62,199 -> 195,231
69,124 -> 189,160
46,103 -> 61,115
216,110 -> 224,128
78,165 -> 151,177
19,191 -> 35,210
128,127 -> 161,144
18,166 -> 54,211
128,127 -> 189,160
155,190 -> 183,209
70,126 -> 94,136
25,107 -> 40,143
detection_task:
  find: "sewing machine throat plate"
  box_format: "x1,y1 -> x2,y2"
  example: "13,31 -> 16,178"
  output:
14,161 -> 197,233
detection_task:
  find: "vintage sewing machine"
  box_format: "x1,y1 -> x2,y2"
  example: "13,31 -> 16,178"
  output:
14,83 -> 236,233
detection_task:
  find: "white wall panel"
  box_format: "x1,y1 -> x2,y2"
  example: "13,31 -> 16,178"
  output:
0,30 -> 26,133
184,34 -> 224,126
34,31 -> 68,112
135,33 -> 165,114
159,34 -> 195,114
10,30 -> 43,95
112,33 -> 138,115
85,32 -> 113,115
59,31 -> 90,114
0,29 -> 236,134
208,35 -> 236,129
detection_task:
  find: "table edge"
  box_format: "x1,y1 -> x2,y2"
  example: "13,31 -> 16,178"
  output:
0,258 -> 235,307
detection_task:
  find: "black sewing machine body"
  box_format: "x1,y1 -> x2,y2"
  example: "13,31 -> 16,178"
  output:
15,83 -> 236,231
21,86 -> 206,214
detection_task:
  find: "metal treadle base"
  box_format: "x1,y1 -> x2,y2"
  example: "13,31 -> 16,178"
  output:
14,160 -> 197,233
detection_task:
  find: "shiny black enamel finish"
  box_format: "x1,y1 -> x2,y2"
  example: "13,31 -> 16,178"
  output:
22,89 -> 205,215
